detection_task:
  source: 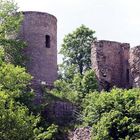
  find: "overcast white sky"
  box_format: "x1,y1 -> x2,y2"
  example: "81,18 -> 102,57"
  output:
15,0 -> 140,62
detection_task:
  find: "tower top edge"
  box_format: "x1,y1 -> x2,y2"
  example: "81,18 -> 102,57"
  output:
21,11 -> 57,21
95,40 -> 130,45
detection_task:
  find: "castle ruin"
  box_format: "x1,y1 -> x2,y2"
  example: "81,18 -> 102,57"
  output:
19,11 -> 57,93
91,40 -> 140,91
18,11 -> 140,92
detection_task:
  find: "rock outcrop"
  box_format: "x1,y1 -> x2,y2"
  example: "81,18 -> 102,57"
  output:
70,127 -> 91,140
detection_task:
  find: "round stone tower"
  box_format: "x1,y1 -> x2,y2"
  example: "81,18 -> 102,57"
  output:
19,11 -> 57,92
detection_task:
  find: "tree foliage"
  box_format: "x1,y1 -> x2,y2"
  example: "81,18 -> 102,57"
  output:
51,70 -> 98,104
82,88 -> 140,139
0,0 -> 26,66
0,91 -> 58,140
0,0 -> 22,37
0,91 -> 38,140
60,25 -> 96,78
0,62 -> 32,95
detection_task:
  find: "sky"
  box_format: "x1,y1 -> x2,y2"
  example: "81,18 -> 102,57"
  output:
15,0 -> 140,62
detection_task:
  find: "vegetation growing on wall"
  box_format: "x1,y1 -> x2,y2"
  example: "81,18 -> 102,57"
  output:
51,69 -> 98,104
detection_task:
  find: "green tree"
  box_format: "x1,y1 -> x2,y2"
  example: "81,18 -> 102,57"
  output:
51,70 -> 98,103
0,62 -> 32,95
0,0 -> 26,66
82,88 -> 140,139
0,91 -> 58,140
0,47 -> 5,64
0,91 -> 38,140
0,59 -> 35,108
60,25 -> 96,78
0,0 -> 22,38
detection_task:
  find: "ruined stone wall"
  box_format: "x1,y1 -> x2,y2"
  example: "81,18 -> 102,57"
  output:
129,46 -> 140,88
91,40 -> 130,91
19,11 -> 57,93
44,101 -> 76,125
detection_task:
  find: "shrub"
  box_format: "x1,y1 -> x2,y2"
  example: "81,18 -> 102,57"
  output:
82,88 -> 140,139
50,70 -> 98,104
0,91 -> 39,140
0,91 -> 58,140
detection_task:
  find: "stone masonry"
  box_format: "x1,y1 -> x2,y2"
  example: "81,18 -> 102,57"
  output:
19,11 -> 57,94
91,40 -> 140,91
18,12 -> 140,93
18,12 -> 76,127
130,46 -> 140,88
70,127 -> 91,140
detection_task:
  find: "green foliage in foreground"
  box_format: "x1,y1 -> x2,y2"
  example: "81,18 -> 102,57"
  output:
82,88 -> 140,140
50,70 -> 98,104
0,91 -> 38,140
0,49 -> 58,139
0,91 -> 58,140
0,62 -> 32,95
0,48 -> 33,106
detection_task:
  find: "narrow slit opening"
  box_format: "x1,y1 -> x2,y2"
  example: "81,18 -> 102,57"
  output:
126,69 -> 129,84
45,35 -> 50,48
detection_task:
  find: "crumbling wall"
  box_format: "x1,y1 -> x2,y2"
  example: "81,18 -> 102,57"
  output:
91,40 -> 130,91
129,46 -> 140,88
44,101 -> 76,125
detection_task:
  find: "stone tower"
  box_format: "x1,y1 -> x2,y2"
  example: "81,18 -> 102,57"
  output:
91,40 -> 130,91
19,11 -> 57,93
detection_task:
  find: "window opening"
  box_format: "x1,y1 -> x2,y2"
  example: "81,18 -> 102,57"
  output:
126,69 -> 129,84
45,35 -> 50,48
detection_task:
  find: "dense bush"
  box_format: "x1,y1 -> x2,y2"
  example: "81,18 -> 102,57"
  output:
0,63 -> 32,94
50,70 -> 98,104
82,88 -> 140,139
0,91 -> 38,140
0,91 -> 58,140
